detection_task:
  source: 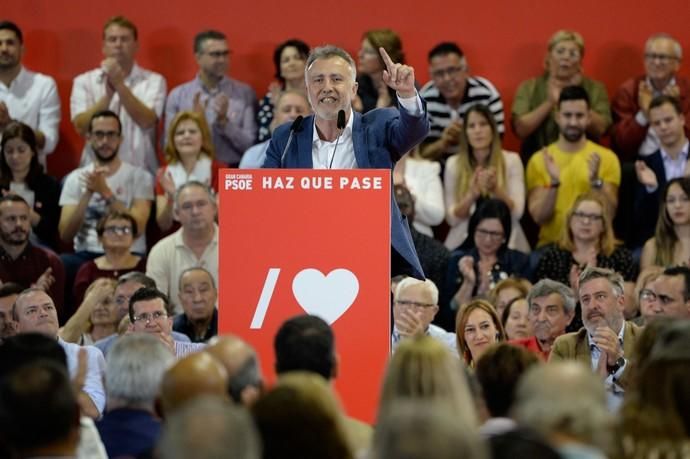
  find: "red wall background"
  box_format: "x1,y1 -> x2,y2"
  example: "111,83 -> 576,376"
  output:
6,0 -> 690,178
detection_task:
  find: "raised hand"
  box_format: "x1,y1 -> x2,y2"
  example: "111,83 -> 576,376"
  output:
542,149 -> 560,182
380,47 -> 416,98
32,267 -> 55,291
638,80 -> 653,114
634,160 -> 658,189
458,256 -> 476,286
440,119 -> 463,148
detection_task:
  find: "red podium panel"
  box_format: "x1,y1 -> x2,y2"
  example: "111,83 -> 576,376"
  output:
218,169 -> 391,422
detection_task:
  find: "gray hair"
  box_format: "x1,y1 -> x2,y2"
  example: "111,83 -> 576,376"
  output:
158,396 -> 260,459
512,362 -> 614,452
527,279 -> 576,313
173,180 -> 216,212
305,45 -> 357,81
178,266 -> 217,290
371,400 -> 487,459
578,266 -> 624,298
394,278 -> 439,305
645,33 -> 683,60
105,334 -> 175,407
117,271 -> 156,289
228,353 -> 262,403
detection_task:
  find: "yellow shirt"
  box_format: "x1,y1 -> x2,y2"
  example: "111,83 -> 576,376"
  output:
526,140 -> 621,247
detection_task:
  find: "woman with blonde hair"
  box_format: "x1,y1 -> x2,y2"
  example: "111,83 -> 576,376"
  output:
456,300 -> 506,367
377,335 -> 478,428
536,191 -> 635,288
511,29 -> 611,158
59,278 -> 119,345
641,177 -> 690,269
488,277 -> 532,318
444,104 -> 528,252
155,111 -> 224,231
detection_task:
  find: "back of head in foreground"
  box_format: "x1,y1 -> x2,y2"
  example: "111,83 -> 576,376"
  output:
377,335 -> 478,428
370,400 -> 487,459
157,395 -> 260,459
619,319 -> 690,455
252,371 -> 353,459
511,361 -> 614,454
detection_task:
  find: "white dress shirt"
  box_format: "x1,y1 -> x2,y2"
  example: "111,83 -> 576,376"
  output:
0,66 -> 61,165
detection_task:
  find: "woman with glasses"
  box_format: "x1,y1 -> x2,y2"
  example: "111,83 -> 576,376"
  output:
59,278 -> 119,345
641,177 -> 690,269
511,30 -> 611,159
0,121 -> 61,251
444,104 -> 529,252
155,111 -> 223,232
447,199 -> 530,308
536,191 -> 635,287
73,211 -> 146,307
355,29 -> 404,113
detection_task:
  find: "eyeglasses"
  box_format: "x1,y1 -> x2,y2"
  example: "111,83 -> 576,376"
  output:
639,289 -> 657,302
103,225 -> 132,236
90,130 -> 120,141
132,311 -> 168,323
475,228 -> 504,240
552,46 -> 581,59
203,50 -> 231,58
395,299 -> 436,309
430,66 -> 466,80
645,53 -> 679,63
572,211 -> 603,222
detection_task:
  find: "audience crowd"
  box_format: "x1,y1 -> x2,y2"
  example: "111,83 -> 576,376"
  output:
1,16 -> 690,459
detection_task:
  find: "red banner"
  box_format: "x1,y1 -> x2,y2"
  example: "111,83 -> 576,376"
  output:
218,169 -> 391,422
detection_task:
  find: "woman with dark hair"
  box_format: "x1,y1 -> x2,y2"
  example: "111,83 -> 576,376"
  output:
447,199 -> 530,307
444,104 -> 528,252
256,39 -> 310,142
0,121 -> 61,250
73,211 -> 146,307
355,29 -> 404,113
641,177 -> 690,269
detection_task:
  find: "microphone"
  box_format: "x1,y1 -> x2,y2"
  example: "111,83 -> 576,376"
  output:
329,110 -> 346,169
280,116 -> 304,168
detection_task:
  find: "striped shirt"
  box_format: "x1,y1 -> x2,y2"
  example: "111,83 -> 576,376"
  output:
420,76 -> 504,142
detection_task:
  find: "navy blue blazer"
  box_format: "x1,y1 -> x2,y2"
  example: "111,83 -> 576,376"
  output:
263,106 -> 429,279
632,150 -> 665,248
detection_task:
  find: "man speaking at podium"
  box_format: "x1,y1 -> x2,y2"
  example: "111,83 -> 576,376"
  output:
263,45 -> 429,279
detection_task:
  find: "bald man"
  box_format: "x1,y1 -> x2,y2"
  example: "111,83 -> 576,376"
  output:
206,335 -> 263,406
159,351 -> 229,416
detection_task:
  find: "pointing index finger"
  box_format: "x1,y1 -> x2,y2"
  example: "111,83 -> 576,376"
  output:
379,47 -> 395,70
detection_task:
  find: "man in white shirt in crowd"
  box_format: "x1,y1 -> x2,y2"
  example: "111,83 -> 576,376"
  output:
392,277 -> 457,356
0,20 -> 60,168
70,15 -> 166,174
59,110 -> 153,312
146,181 -> 218,313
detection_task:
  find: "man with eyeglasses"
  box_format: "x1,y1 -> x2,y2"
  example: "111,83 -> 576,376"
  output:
0,195 -> 65,320
645,265 -> 690,319
59,110 -> 153,314
391,277 -> 457,356
527,86 -> 620,248
70,15 -> 166,174
165,30 -> 257,167
612,34 -> 689,161
419,42 -> 504,161
128,287 -> 205,357
12,287 -> 106,418
147,181 -> 218,312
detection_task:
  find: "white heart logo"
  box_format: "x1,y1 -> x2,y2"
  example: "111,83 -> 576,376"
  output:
292,269 -> 359,324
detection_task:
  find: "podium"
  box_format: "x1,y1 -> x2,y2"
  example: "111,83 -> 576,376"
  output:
218,169 -> 392,422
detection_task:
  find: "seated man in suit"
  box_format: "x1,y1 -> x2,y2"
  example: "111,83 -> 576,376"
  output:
550,266 -> 642,410
632,95 -> 688,248
263,45 -> 429,279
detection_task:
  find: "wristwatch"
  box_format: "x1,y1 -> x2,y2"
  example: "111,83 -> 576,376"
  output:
607,356 -> 626,375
